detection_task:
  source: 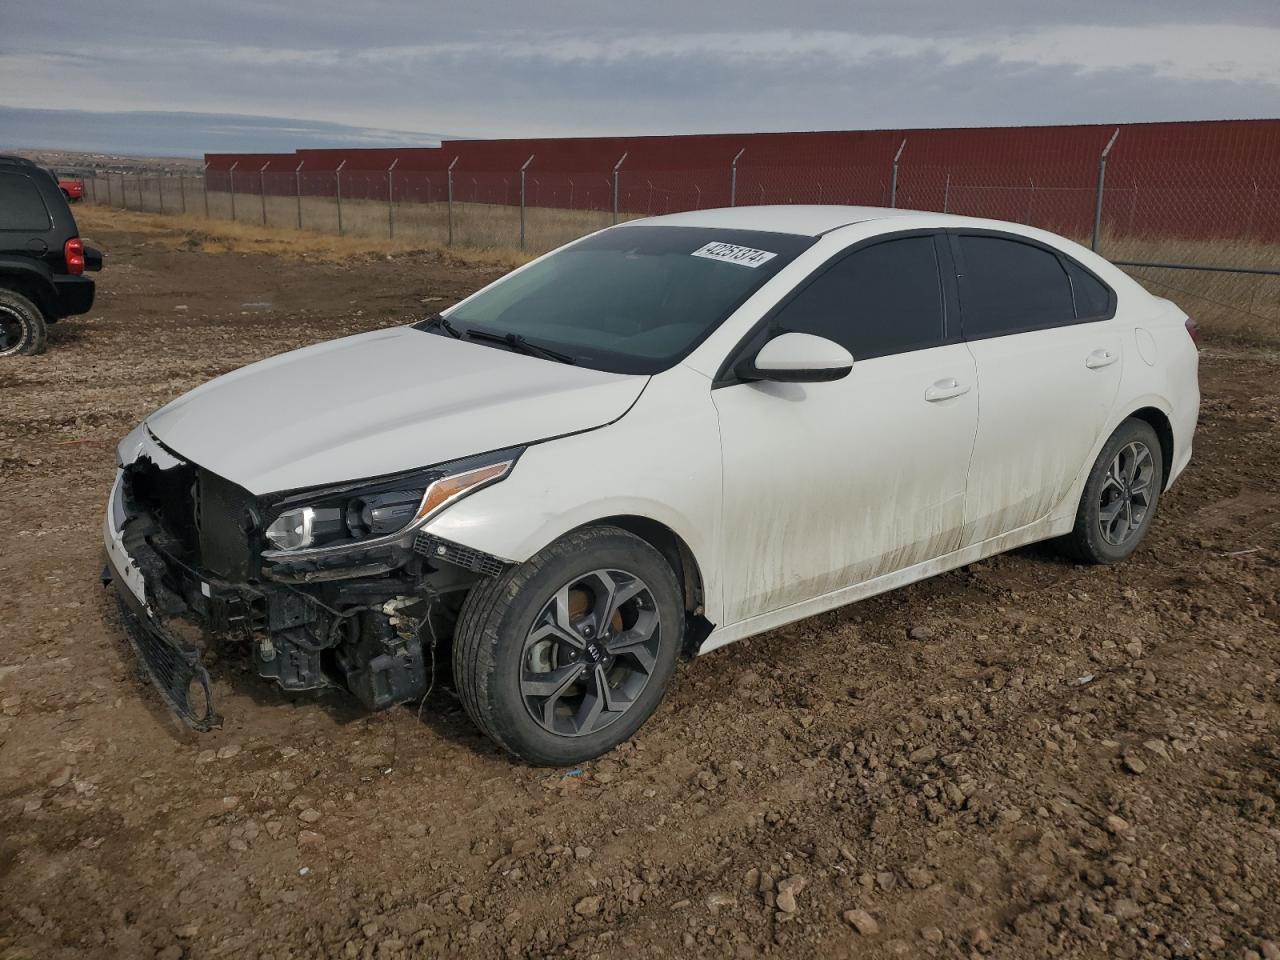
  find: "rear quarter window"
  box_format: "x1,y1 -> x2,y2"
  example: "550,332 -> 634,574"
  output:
0,171 -> 53,231
1065,259 -> 1113,319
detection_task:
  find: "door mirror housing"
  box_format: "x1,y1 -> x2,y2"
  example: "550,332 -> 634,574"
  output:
743,332 -> 853,383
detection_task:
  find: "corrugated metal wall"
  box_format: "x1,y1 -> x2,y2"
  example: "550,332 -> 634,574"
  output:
205,120 -> 1280,240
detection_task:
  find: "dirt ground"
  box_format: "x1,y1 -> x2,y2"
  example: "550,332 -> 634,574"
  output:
1,212 -> 1278,960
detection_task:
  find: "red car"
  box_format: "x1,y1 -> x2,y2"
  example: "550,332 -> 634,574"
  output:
56,175 -> 84,202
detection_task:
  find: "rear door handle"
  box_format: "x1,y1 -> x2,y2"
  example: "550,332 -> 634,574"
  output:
1085,349 -> 1118,369
924,379 -> 971,402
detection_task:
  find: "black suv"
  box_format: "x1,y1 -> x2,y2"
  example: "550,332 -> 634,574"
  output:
0,154 -> 102,356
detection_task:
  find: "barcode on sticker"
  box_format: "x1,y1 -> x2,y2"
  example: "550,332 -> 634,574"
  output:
691,242 -> 777,268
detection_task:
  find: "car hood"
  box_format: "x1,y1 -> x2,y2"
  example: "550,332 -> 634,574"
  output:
143,326 -> 648,495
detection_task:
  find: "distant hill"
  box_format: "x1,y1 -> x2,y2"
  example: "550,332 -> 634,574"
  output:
0,104 -> 449,158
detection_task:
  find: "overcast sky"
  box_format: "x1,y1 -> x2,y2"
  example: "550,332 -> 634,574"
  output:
3,1 -> 1278,154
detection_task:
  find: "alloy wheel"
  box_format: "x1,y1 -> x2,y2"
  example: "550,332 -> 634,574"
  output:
520,568 -> 661,737
1098,440 -> 1155,545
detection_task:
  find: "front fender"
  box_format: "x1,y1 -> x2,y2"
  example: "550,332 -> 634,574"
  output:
423,364 -> 725,623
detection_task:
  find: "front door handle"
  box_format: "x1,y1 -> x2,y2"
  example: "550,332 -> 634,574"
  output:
924,379 -> 971,402
1085,349 -> 1118,369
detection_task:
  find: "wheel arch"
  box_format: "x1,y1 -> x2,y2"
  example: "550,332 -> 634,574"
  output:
572,514 -> 714,657
0,260 -> 56,319
1126,406 -> 1175,489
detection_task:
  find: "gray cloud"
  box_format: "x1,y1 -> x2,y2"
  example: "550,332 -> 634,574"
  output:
3,2 -> 1278,153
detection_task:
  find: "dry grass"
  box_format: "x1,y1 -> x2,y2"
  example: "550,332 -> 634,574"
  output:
1100,233 -> 1280,346
78,189 -> 1279,346
74,204 -> 535,269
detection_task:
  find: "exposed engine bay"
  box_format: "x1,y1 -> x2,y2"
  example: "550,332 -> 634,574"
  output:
104,434 -> 510,730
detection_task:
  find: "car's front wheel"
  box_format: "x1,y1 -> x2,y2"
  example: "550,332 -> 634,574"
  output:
1059,418 -> 1165,564
453,525 -> 683,765
0,289 -> 48,357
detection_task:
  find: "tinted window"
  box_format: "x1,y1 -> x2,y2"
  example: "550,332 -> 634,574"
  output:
0,172 -> 52,230
958,235 -> 1074,338
771,236 -> 945,360
437,226 -> 815,375
1066,260 -> 1111,318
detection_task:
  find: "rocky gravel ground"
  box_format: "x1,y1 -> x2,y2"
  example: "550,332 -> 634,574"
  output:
1,211 -> 1278,959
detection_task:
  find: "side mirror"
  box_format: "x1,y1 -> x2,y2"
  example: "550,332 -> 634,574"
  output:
744,332 -> 853,383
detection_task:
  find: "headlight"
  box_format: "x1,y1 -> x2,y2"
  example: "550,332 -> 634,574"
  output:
261,449 -> 519,557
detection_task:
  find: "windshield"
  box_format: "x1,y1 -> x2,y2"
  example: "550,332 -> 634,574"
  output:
429,225 -> 815,374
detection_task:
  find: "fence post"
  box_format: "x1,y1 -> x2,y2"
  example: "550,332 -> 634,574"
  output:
890,138 -> 907,208
87,172 -> 96,204
1092,127 -> 1120,252
612,152 -> 628,225
1246,178 -> 1259,237
447,157 -> 458,245
295,160 -> 304,229
942,172 -> 951,213
202,162 -> 210,218
335,160 -> 347,236
386,159 -> 399,238
260,161 -> 270,226
179,172 -> 186,213
157,174 -> 164,214
519,154 -> 535,250
732,148 -> 747,207
137,175 -> 144,210
106,174 -> 113,207
229,161 -> 239,221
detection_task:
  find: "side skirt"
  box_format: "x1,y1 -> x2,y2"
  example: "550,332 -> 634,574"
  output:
698,513 -> 1070,655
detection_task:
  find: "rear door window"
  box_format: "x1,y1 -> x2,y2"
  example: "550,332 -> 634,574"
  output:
956,235 -> 1075,339
0,171 -> 52,230
771,235 -> 947,360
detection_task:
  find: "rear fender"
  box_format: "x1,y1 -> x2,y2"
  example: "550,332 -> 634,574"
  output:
0,257 -> 57,316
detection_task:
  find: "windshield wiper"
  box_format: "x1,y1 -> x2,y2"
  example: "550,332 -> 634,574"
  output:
465,328 -> 577,365
415,312 -> 463,339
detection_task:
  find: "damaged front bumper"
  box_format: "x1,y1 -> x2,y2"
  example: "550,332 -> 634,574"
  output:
103,517 -> 221,730
103,445 -> 511,731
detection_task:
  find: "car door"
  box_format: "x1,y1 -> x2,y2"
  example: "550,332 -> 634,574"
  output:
712,231 -> 979,625
951,231 -> 1124,545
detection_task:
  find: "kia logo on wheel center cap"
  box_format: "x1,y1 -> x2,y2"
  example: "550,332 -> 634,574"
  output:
585,642 -> 604,663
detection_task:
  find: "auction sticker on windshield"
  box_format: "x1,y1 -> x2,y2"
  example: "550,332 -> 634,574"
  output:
691,241 -> 777,268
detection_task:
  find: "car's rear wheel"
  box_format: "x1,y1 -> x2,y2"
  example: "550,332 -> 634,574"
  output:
1059,418 -> 1164,564
453,525 -> 683,766
0,289 -> 48,357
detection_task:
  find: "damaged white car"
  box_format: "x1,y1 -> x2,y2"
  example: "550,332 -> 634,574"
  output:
104,206 -> 1200,765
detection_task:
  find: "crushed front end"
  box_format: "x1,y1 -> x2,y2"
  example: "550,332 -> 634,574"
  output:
103,427 -> 517,730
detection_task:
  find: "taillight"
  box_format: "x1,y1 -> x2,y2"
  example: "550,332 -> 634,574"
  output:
64,237 -> 84,275
1184,317 -> 1201,349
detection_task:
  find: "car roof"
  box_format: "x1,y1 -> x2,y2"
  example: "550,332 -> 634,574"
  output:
636,205 -> 925,236
631,204 -> 1091,243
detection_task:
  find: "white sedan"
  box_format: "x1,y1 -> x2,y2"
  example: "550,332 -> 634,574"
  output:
105,206 -> 1199,764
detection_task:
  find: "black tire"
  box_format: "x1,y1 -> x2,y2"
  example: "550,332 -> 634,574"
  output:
453,525 -> 683,766
1059,418 -> 1164,564
0,288 -> 48,357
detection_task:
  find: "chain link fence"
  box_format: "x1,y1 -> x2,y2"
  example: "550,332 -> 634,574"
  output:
69,130 -> 1279,342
